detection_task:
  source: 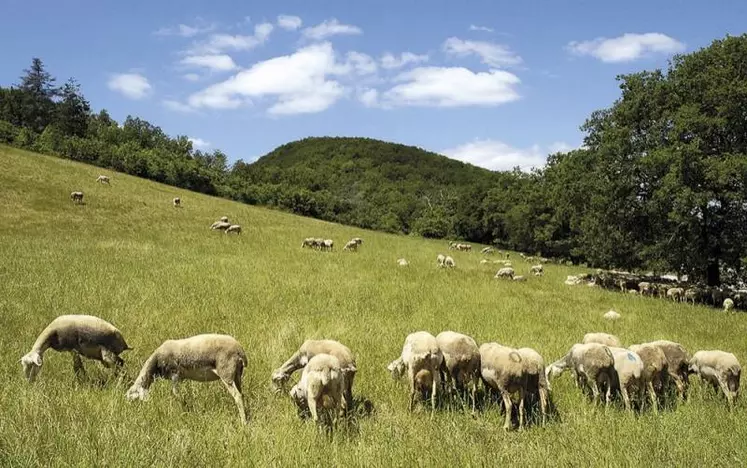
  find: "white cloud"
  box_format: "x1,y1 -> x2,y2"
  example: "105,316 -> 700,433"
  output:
163,100 -> 196,113
443,37 -> 522,68
107,73 -> 152,100
380,52 -> 429,69
188,137 -> 211,149
382,66 -> 520,108
567,33 -> 685,63
346,51 -> 377,75
183,73 -> 201,82
302,18 -> 362,40
180,54 -> 237,71
155,22 -> 214,37
277,15 -> 302,31
442,139 -> 573,172
469,24 -> 493,33
188,22 -> 274,54
358,88 -> 379,107
187,42 -> 348,115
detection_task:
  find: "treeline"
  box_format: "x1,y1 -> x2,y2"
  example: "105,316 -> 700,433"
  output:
2,35 -> 747,286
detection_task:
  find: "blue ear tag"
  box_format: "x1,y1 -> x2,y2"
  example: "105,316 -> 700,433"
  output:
627,352 -> 636,361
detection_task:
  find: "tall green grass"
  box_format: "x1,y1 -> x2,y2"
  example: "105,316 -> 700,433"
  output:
1,145 -> 746,466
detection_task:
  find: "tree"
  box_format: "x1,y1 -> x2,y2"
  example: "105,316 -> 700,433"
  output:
55,78 -> 90,137
17,58 -> 57,132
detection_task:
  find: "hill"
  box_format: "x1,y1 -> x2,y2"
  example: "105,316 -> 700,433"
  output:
229,136 -> 503,238
2,145 -> 747,466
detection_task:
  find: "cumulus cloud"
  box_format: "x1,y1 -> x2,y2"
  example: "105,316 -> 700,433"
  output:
187,42 -> 349,115
180,54 -> 237,71
567,32 -> 685,63
302,18 -> 362,40
443,37 -> 522,68
188,137 -> 211,149
188,22 -> 274,54
155,22 -> 215,37
182,73 -> 201,82
469,24 -> 494,33
381,66 -> 520,108
380,52 -> 429,69
358,88 -> 379,107
346,51 -> 377,75
163,100 -> 196,113
442,139 -> 574,172
107,73 -> 152,100
277,15 -> 302,31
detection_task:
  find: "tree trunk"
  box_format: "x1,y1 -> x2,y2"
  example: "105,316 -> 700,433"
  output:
706,260 -> 720,286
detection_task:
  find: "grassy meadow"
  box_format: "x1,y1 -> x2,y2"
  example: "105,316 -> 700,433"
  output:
2,145 -> 747,467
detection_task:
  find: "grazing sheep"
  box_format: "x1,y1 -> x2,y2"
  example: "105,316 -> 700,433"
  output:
638,282 -> 652,296
628,343 -> 669,413
546,343 -> 616,405
321,239 -> 334,251
96,175 -> 110,184
70,191 -> 84,204
603,310 -> 621,321
455,243 -> 472,252
289,353 -> 344,430
448,241 -> 457,250
583,332 -> 622,348
666,287 -> 684,302
479,342 -> 528,430
220,216 -> 229,222
495,267 -> 515,279
125,334 -> 248,425
608,347 -> 644,412
173,197 -> 181,207
684,288 -> 697,304
649,340 -> 691,400
481,247 -> 494,255
21,315 -> 131,383
351,237 -> 363,245
387,331 -> 443,412
301,237 -> 315,248
272,339 -> 357,413
724,298 -> 735,312
397,258 -> 409,267
343,240 -> 358,251
564,275 -> 582,286
530,265 -> 544,276
225,224 -> 242,235
689,350 -> 741,407
516,347 -> 549,425
444,256 -> 456,268
513,275 -> 527,282
437,254 -> 446,267
211,221 -> 231,231
435,331 -> 481,410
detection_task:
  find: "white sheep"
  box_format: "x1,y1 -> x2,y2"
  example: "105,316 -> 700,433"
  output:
530,265 -> 544,276
435,331 -> 481,410
220,216 -> 229,222
546,343 -> 616,405
689,350 -> 741,407
322,239 -> 334,251
608,347 -> 644,412
649,340 -> 691,400
666,287 -> 684,302
582,332 -> 622,347
125,333 -> 248,425
301,237 -> 315,248
516,347 -> 549,426
211,221 -> 231,231
479,342 -> 528,430
513,275 -> 527,282
603,310 -> 621,321
481,247 -> 494,255
225,224 -> 242,235
444,256 -> 456,268
272,339 -> 357,413
96,175 -> 110,184
387,331 -> 443,412
494,267 -> 515,279
173,197 -> 181,207
397,258 -> 409,267
628,342 -> 669,413
70,191 -> 84,204
437,254 -> 446,268
21,315 -> 131,383
724,298 -> 735,312
351,237 -> 363,245
289,353 -> 345,431
343,240 -> 358,251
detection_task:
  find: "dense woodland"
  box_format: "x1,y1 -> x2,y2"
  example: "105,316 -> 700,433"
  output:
2,35 -> 747,285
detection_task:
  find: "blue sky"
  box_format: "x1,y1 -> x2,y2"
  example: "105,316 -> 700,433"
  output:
1,0 -> 745,170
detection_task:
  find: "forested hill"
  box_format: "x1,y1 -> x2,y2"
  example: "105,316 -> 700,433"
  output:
228,136 -> 503,237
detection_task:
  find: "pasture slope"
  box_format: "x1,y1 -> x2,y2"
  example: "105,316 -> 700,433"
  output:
1,144 -> 747,467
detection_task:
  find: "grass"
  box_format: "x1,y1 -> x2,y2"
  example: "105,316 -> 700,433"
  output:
1,144 -> 747,467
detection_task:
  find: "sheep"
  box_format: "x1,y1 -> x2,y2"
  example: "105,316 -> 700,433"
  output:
628,343 -> 669,413
321,239 -> 334,251
70,191 -> 84,204
435,331 -> 481,410
481,247 -> 494,255
272,339 -> 357,413
173,197 -> 181,207
387,331 -> 443,412
444,256 -> 456,268
289,353 -> 345,430
456,243 -> 472,252
480,259 -> 489,265
689,350 -> 741,407
564,275 -> 582,286
211,221 -> 231,231
649,340 -> 691,400
603,310 -> 621,321
351,237 -> 363,245
724,298 -> 735,312
397,258 -> 409,267
225,224 -> 242,235
301,237 -> 315,248
437,254 -> 446,267
582,332 -> 622,348
448,241 -> 457,250
684,288 -> 697,304
21,314 -> 131,383
125,333 -> 248,425
220,216 -> 229,222
343,240 -> 358,251
516,347 -> 549,426
546,343 -> 616,405
513,275 -> 527,282
494,267 -> 514,279
608,347 -> 644,412
638,282 -> 652,296
479,342 -> 529,430
666,287 -> 684,302
530,265 -> 544,276
96,175 -> 110,184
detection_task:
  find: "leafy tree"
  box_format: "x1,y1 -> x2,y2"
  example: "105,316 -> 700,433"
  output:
55,78 -> 90,137
17,58 -> 57,132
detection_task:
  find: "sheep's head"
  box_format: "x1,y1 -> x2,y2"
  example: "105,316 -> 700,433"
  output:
21,351 -> 43,382
271,370 -> 290,394
387,358 -> 405,380
125,384 -> 149,401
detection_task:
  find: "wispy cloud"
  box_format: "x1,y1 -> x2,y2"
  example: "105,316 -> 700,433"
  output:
469,24 -> 493,33
567,32 -> 685,63
277,15 -> 302,31
155,21 -> 215,38
107,73 -> 152,100
189,137 -> 211,149
163,99 -> 196,113
302,18 -> 362,40
187,22 -> 274,54
443,37 -> 522,68
380,52 -> 429,69
180,54 -> 237,72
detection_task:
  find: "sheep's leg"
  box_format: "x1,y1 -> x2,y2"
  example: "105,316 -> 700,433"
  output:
343,371 -> 355,415
501,391 -> 513,431
518,388 -> 526,430
171,375 -> 181,397
101,349 -> 125,383
621,385 -> 631,412
431,368 -> 441,415
717,376 -> 734,409
672,375 -> 686,402
408,367 -> 416,412
213,369 -> 247,425
590,381 -> 600,405
71,352 -> 86,380
308,395 -> 319,425
647,381 -> 658,413
471,375 -> 478,413
539,387 -> 548,425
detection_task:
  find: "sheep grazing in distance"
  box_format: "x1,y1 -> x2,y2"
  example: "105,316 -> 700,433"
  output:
351,237 -> 363,245
321,239 -> 334,251
435,331 -> 481,410
126,334 -> 248,425
272,339 -> 357,413
604,310 -> 621,321
530,265 -> 544,276
211,221 -> 231,231
437,254 -> 446,268
444,256 -> 456,268
495,267 -> 514,279
387,331 -> 443,412
608,347 -> 644,412
455,243 -> 472,252
546,343 -> 616,405
638,282 -> 652,296
481,246 -> 494,255
479,342 -> 529,430
173,197 -> 181,207
220,216 -> 229,222
301,237 -> 315,249
666,287 -> 684,302
513,275 -> 527,282
343,240 -> 358,251
225,224 -> 242,235
448,241 -> 457,250
565,275 -> 582,286
628,343 -> 669,412
96,175 -> 110,184
649,340 -> 691,400
397,258 -> 409,267
70,191 -> 84,204
289,353 -> 345,431
689,350 -> 741,407
21,314 -> 131,383
582,332 -> 622,348
724,298 -> 735,312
